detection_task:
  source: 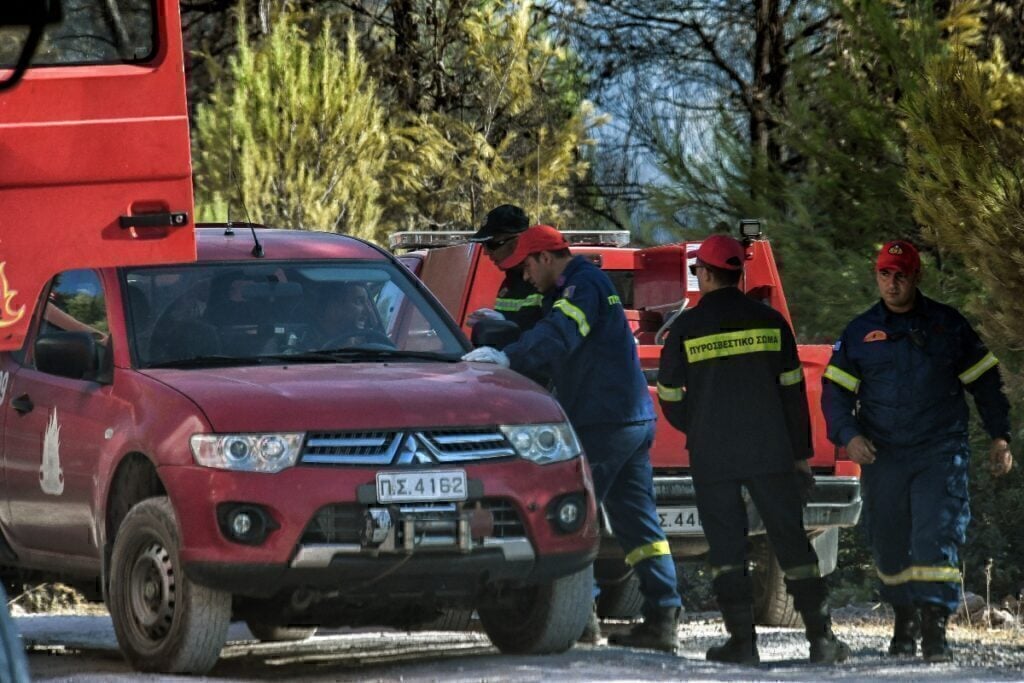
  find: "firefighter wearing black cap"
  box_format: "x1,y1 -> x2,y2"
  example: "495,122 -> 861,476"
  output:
463,225 -> 683,653
657,234 -> 849,666
823,239 -> 1013,662
467,204 -> 544,333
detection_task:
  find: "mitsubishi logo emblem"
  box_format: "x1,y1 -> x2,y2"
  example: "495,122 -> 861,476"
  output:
394,433 -> 434,465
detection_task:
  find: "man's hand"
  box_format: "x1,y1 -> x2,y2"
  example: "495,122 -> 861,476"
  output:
466,308 -> 504,326
845,435 -> 877,465
989,438 -> 1014,478
461,346 -> 510,367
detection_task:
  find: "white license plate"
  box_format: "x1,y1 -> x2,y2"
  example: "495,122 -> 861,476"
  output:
657,506 -> 703,532
376,470 -> 468,503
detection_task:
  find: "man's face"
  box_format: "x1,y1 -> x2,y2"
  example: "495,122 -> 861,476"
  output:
521,252 -> 558,292
875,268 -> 920,313
483,232 -> 518,267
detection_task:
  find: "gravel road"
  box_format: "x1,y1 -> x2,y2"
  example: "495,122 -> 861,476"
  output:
19,605 -> 1024,681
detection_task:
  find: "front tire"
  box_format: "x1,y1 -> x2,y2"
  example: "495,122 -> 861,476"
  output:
596,571 -> 644,619
751,538 -> 801,627
478,564 -> 593,654
108,497 -> 231,674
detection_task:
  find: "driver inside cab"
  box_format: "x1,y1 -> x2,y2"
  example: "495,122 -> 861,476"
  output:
313,283 -> 381,348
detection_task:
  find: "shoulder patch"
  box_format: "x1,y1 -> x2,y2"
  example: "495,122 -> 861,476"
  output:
497,287 -> 508,297
863,330 -> 888,343
562,285 -> 575,299
832,340 -> 842,352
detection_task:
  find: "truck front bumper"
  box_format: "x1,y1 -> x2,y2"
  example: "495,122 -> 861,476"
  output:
597,475 -> 862,558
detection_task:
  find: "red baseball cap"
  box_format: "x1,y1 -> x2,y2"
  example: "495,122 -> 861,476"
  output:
687,235 -> 745,270
499,224 -> 570,270
876,240 -> 920,274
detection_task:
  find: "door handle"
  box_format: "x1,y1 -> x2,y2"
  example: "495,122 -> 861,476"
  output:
11,394 -> 33,414
119,211 -> 189,229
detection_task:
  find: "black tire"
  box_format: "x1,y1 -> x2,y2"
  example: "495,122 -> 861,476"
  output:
478,565 -> 593,654
245,620 -> 317,642
596,571 -> 644,619
108,497 -> 231,674
751,538 -> 801,627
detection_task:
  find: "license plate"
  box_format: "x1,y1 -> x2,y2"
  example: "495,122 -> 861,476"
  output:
657,506 -> 702,532
376,470 -> 468,503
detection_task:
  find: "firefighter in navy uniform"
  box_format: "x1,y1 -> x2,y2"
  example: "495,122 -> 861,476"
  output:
466,204 -> 544,332
463,225 -> 683,653
657,235 -> 849,666
823,240 -> 1014,662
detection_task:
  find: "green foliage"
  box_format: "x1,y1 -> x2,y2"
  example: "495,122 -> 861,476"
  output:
193,8 -> 390,241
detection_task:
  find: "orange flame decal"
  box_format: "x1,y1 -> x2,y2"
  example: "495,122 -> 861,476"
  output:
0,262 -> 26,329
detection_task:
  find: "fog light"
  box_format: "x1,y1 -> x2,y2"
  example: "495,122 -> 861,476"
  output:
217,503 -> 278,546
231,512 -> 253,537
549,493 -> 586,534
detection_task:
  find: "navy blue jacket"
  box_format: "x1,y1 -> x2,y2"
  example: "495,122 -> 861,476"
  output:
823,293 -> 1011,450
504,256 -> 655,429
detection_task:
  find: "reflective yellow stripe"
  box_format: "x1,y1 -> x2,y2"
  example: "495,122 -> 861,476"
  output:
684,328 -> 781,363
824,364 -> 860,393
494,293 -> 544,312
657,383 -> 684,402
784,563 -> 822,580
711,564 -> 746,578
553,298 -> 590,336
608,295 -> 621,306
959,351 -> 998,385
877,565 -> 961,585
779,367 -> 804,386
625,540 -> 671,566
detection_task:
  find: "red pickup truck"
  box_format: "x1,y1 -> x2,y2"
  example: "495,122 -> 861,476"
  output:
393,225 -> 862,626
0,226 -> 599,674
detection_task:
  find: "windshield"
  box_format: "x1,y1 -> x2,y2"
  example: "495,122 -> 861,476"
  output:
123,260 -> 466,368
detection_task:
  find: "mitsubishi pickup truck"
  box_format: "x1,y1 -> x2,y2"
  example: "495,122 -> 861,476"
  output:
391,223 -> 862,626
0,226 -> 599,674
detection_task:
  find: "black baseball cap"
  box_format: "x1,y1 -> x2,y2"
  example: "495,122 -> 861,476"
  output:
469,204 -> 530,242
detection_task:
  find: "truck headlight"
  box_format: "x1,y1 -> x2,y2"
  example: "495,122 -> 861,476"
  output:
500,423 -> 581,465
190,433 -> 304,473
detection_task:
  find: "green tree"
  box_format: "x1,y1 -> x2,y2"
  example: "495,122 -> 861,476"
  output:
193,9 -> 390,241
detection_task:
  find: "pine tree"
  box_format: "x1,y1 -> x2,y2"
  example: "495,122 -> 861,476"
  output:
192,8 -> 391,242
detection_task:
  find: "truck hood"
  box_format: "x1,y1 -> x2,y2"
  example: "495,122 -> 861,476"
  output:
140,362 -> 564,432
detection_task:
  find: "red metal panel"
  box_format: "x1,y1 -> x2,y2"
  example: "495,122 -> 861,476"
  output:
0,0 -> 196,351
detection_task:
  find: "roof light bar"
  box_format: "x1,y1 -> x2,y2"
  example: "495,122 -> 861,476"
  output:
389,231 -> 475,251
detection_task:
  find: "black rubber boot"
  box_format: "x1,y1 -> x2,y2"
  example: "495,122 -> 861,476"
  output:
787,577 -> 850,665
578,603 -> 601,644
888,604 -> 920,656
705,604 -> 760,665
921,603 -> 952,663
607,606 -> 680,653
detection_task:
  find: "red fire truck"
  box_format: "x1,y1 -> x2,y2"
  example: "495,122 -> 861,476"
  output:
0,0 -> 196,352
392,224 -> 863,625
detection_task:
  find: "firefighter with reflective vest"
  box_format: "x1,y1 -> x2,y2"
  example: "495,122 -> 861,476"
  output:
657,235 -> 849,665
822,239 -> 1014,662
463,224 -> 683,653
466,204 -> 544,332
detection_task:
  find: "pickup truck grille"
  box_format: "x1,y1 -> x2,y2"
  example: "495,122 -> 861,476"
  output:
301,428 -> 515,466
300,499 -> 525,544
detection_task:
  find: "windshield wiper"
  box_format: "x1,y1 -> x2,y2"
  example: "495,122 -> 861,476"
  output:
147,355 -> 266,369
315,347 -> 461,362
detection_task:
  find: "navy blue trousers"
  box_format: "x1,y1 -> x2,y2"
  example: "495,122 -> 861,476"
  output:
860,439 -> 970,613
577,420 -> 681,611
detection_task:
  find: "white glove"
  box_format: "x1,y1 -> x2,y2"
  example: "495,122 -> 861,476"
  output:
462,346 -> 510,367
467,307 -> 505,326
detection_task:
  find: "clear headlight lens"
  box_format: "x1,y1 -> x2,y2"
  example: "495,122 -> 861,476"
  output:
500,423 -> 581,465
190,433 -> 304,473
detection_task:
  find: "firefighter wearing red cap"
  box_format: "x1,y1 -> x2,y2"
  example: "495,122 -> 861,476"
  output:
657,234 -> 849,666
463,224 -> 683,653
823,239 -> 1013,662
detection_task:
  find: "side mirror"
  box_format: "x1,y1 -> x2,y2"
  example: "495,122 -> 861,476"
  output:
471,319 -> 521,350
35,331 -> 97,380
0,0 -> 63,92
